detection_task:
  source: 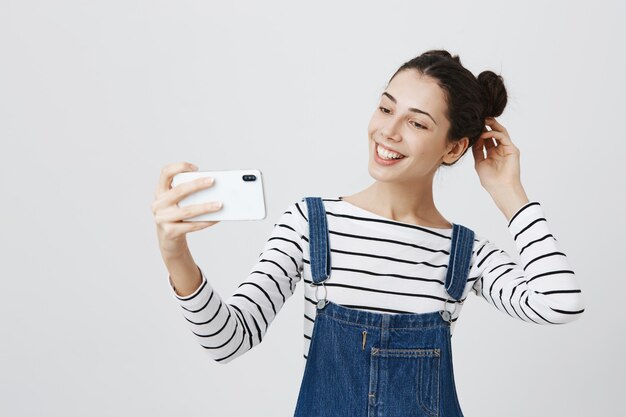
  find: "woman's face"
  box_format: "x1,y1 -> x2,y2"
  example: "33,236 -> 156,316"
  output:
367,69 -> 459,183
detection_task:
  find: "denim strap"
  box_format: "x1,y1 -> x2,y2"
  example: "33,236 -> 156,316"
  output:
302,197 -> 331,284
444,223 -> 475,301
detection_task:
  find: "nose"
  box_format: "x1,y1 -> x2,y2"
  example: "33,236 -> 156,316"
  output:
380,116 -> 402,141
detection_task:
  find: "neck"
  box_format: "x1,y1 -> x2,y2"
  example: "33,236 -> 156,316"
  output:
356,179 -> 446,225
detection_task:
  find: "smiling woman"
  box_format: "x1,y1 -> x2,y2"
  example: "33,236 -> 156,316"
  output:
158,49 -> 586,417
350,50 -> 513,228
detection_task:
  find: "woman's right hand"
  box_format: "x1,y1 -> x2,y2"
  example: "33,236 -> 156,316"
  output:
151,161 -> 223,258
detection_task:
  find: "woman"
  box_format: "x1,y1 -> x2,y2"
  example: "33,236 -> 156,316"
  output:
152,49 -> 585,416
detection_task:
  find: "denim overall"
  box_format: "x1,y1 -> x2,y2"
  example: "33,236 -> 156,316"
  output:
293,197 -> 475,417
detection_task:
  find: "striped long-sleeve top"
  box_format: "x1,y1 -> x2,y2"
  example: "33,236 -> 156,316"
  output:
168,196 -> 585,365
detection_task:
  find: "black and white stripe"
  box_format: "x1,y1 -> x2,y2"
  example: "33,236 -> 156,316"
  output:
169,197 -> 585,364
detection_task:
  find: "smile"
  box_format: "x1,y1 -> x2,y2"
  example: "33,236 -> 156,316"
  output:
375,143 -> 406,159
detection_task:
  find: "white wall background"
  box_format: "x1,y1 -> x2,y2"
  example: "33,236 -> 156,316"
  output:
1,0 -> 624,416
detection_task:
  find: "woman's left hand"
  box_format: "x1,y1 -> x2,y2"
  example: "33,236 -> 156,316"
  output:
471,117 -> 522,192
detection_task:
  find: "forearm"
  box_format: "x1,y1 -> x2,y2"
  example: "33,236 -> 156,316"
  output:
163,249 -> 203,297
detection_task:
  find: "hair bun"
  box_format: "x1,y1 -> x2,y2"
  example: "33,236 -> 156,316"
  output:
477,71 -> 507,118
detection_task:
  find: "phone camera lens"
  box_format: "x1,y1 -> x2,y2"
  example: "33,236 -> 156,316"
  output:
243,174 -> 257,182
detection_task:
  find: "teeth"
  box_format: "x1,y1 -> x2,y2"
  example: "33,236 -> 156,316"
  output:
376,144 -> 405,160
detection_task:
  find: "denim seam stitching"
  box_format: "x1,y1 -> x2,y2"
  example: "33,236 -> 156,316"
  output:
319,314 -> 448,330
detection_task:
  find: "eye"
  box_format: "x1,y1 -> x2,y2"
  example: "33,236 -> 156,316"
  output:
410,121 -> 425,129
378,106 -> 391,114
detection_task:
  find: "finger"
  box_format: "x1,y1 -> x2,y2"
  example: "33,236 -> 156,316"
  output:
471,136 -> 486,161
166,220 -> 220,236
485,117 -> 509,136
152,177 -> 215,216
482,131 -> 497,152
155,162 -> 198,197
164,177 -> 215,212
155,201 -> 222,224
479,128 -> 514,147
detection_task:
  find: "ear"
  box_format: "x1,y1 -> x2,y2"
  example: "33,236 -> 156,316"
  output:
443,137 -> 470,164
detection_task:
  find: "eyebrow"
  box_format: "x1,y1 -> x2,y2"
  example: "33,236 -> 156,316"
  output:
381,92 -> 437,125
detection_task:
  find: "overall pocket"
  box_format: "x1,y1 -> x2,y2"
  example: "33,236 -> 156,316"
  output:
372,347 -> 440,417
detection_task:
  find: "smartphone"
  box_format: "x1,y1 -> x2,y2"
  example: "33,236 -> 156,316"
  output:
171,168 -> 266,221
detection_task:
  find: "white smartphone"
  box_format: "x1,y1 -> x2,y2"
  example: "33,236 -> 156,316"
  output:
171,168 -> 267,221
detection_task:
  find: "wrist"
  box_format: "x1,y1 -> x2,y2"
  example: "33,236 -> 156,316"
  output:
162,244 -> 192,262
487,183 -> 530,223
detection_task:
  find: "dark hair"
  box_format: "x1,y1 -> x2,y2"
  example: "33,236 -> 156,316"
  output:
387,49 -> 508,166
